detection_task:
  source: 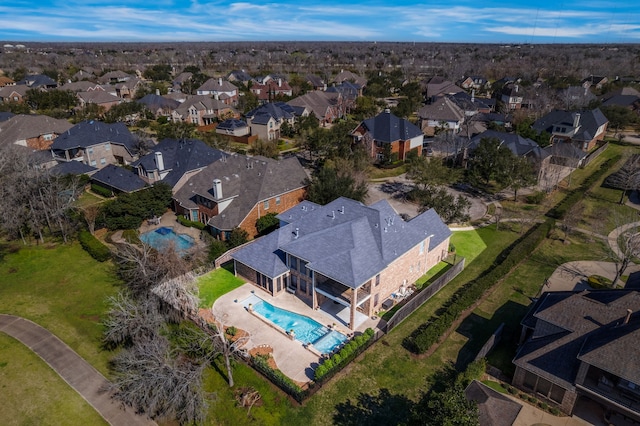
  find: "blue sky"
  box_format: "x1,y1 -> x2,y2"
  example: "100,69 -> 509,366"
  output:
0,1 -> 638,43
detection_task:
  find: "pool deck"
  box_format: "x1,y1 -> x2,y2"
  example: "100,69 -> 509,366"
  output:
213,283 -> 385,384
136,210 -> 207,252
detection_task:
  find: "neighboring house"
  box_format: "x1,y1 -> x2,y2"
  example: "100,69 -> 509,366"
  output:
581,75 -> 608,90
250,79 -> 293,104
215,118 -> 250,137
469,130 -> 552,183
171,95 -> 238,126
227,70 -> 253,86
424,76 -> 464,102
0,84 -> 28,103
500,83 -> 524,110
465,380 -> 523,426
513,289 -> 640,422
132,138 -> 224,192
458,76 -> 488,91
173,154 -> 308,239
196,78 -> 238,105
98,70 -> 134,85
0,114 -> 73,150
50,120 -> 137,168
418,96 -> 466,136
0,112 -> 15,122
76,90 -> 122,112
333,70 -> 367,88
136,93 -> 181,118
112,78 -> 143,100
48,161 -> 97,177
532,108 -> 608,152
601,87 -> 640,111
560,86 -> 597,109
288,91 -> 342,126
58,81 -> 104,93
91,164 -> 147,194
231,196 -> 451,329
352,109 -> 424,162
71,69 -> 96,82
306,74 -> 326,91
245,103 -> 296,141
450,91 -> 494,114
0,76 -> 15,87
16,74 -> 58,89
172,72 -> 193,92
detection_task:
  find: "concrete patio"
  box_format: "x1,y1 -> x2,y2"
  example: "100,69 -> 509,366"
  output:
212,283 -> 385,383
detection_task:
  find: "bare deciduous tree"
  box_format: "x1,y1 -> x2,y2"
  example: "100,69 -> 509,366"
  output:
208,315 -> 249,388
102,291 -> 164,348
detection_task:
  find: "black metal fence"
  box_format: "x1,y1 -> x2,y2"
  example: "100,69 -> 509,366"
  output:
385,258 -> 465,333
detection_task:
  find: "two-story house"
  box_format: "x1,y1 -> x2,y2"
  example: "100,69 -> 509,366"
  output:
196,78 -> 238,106
0,114 -> 73,151
173,153 -> 308,239
532,108 -> 608,152
418,96 -> 466,136
50,120 -> 137,168
250,79 -> 293,104
231,196 -> 451,329
245,102 -> 296,141
513,289 -> 640,423
352,109 -> 424,162
171,95 -> 238,126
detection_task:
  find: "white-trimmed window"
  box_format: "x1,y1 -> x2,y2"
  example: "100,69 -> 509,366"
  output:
276,196 -> 281,205
264,200 -> 269,210
104,142 -> 110,151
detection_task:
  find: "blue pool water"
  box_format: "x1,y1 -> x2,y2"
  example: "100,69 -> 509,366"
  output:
140,226 -> 195,252
245,296 -> 348,354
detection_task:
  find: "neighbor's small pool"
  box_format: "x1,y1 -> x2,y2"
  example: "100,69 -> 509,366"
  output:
243,295 -> 348,354
140,226 -> 195,253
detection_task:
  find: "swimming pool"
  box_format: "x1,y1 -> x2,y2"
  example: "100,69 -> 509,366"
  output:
140,226 -> 195,253
244,295 -> 348,354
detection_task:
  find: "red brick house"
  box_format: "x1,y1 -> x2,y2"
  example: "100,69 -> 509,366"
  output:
173,154 -> 308,239
352,109 -> 424,162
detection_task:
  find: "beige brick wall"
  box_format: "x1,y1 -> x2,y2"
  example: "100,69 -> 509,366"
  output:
238,187 -> 306,238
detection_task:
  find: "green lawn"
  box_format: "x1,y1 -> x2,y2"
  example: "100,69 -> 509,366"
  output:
196,263 -> 245,308
0,242 -> 120,375
0,334 -> 107,426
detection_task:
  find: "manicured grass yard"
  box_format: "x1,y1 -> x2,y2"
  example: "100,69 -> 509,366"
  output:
0,334 -> 107,426
196,263 -> 245,308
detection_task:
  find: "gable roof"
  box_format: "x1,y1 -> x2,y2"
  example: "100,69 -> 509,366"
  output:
333,70 -> 367,87
358,110 -> 423,143
532,109 -> 608,142
51,120 -> 135,152
16,74 -> 57,88
465,380 -> 522,426
173,154 -> 308,232
91,164 -> 147,193
217,118 -> 248,131
418,96 -> 465,122
173,95 -> 234,119
514,290 -> 640,390
0,114 -> 73,147
133,138 -> 224,188
425,77 -> 464,99
288,91 -> 339,120
77,90 -> 122,105
233,197 -> 451,287
49,160 -> 97,177
136,94 -> 181,112
197,78 -> 238,93
470,130 -> 550,161
246,102 -> 294,125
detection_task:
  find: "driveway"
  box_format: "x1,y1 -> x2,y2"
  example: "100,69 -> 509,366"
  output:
366,174 -> 487,221
545,261 -> 640,292
0,315 -> 156,426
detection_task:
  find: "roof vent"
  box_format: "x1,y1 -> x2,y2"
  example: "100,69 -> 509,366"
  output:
331,211 -> 335,219
294,227 -> 299,239
625,309 -> 633,325
340,205 -> 345,214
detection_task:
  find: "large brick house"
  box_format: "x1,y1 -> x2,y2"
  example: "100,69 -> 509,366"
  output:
0,114 -> 73,150
50,120 -> 137,168
532,108 -> 608,152
352,109 -> 424,162
232,197 -> 451,329
513,289 -> 640,423
173,154 -> 307,239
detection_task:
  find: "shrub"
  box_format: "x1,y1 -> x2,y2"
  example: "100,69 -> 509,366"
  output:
507,385 -> 516,394
121,229 -> 140,244
314,328 -> 375,382
78,230 -> 111,262
549,407 -> 561,416
251,354 -> 305,402
526,191 -> 546,204
177,215 -> 206,230
91,183 -> 113,198
226,326 -> 237,337
588,274 -> 612,289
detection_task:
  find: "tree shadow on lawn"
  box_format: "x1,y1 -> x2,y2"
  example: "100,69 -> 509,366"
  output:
454,300 -> 529,373
333,388 -> 414,426
0,241 -> 20,263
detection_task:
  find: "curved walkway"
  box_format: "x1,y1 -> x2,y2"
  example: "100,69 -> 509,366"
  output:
0,314 -> 156,426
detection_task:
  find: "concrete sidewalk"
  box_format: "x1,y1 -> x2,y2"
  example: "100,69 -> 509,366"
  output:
0,314 -> 156,426
546,261 -> 640,292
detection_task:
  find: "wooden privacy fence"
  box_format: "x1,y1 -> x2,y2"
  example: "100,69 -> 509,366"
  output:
385,258 -> 465,333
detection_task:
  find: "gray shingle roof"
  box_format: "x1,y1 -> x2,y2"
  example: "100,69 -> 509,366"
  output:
136,94 -> 180,111
470,130 -> 550,161
465,380 -> 522,426
360,110 -> 423,144
532,109 -> 608,143
49,161 -> 97,176
173,154 -> 308,232
132,139 -> 224,188
245,103 -> 294,124
51,120 -> 135,152
288,91 -> 339,120
217,118 -> 248,131
91,164 -> 147,193
0,114 -> 73,147
514,290 -> 640,389
232,197 -> 451,288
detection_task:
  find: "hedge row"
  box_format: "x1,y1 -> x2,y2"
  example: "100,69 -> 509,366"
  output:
314,328 -> 375,382
251,354 -> 307,403
403,219 -> 553,354
177,216 -> 206,230
547,156 -> 619,220
91,183 -> 113,198
78,230 -> 111,262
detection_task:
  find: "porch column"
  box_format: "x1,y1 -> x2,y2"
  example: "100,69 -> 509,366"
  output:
349,287 -> 358,330
312,273 -> 317,309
